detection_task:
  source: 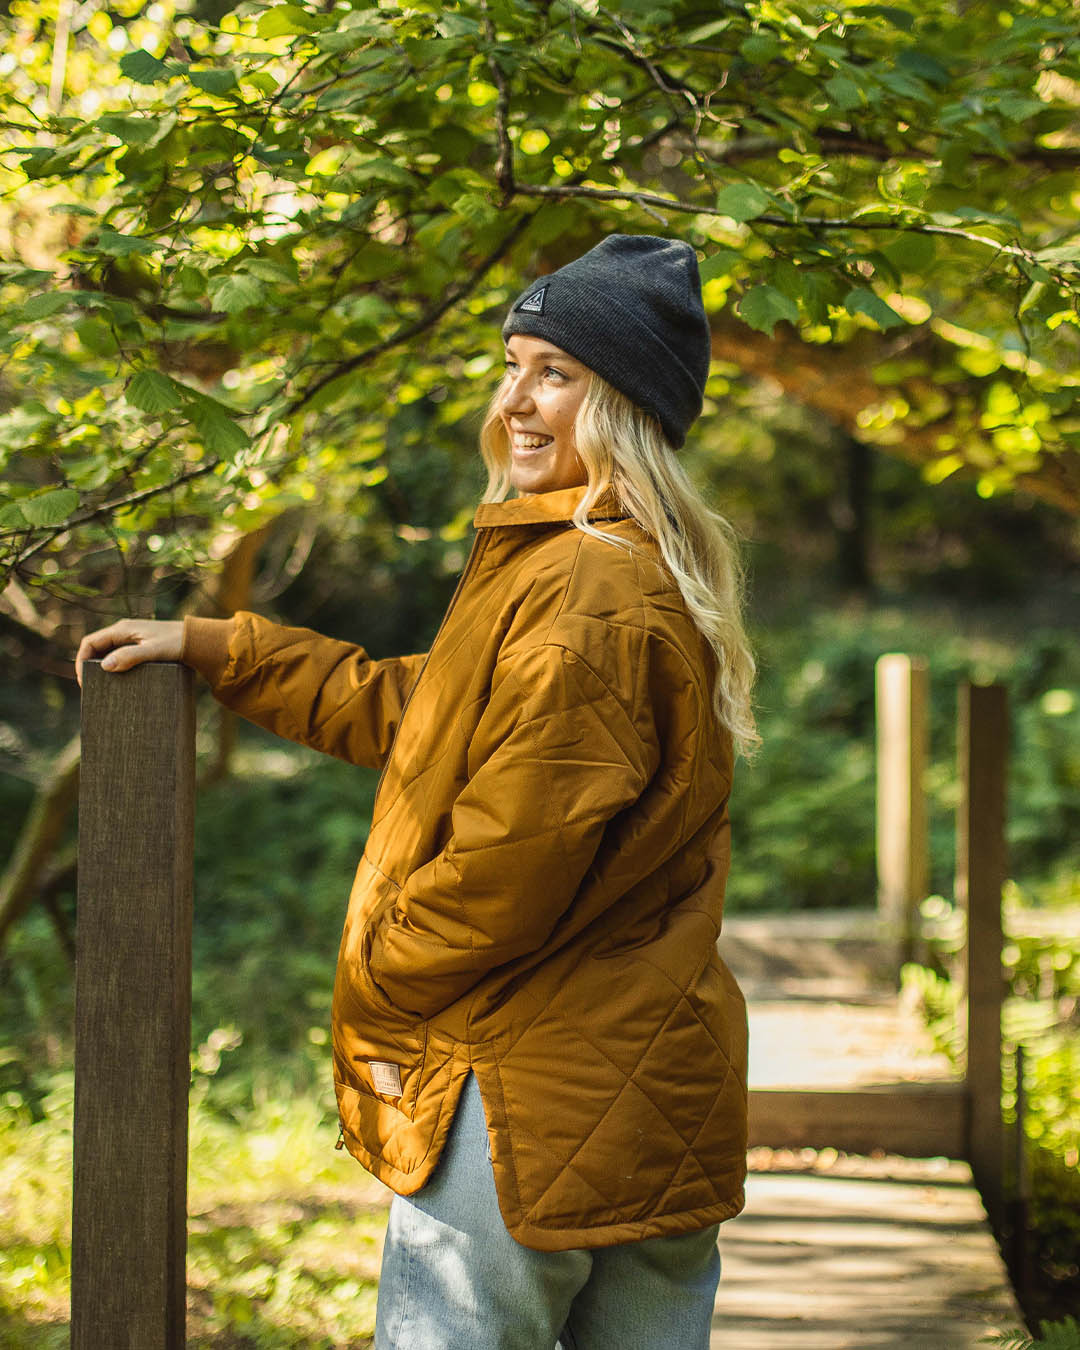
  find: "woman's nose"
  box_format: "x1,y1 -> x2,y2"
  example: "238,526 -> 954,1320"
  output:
501,371 -> 535,415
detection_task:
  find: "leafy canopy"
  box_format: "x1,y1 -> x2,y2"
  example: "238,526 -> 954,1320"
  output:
2,0 -> 1080,598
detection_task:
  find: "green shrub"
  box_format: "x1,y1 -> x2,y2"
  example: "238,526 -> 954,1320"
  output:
983,1316 -> 1080,1349
907,919 -> 1080,1326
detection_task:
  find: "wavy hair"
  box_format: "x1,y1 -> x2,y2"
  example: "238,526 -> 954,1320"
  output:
479,372 -> 759,757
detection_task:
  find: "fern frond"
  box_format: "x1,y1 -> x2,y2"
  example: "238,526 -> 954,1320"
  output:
1036,1316 -> 1080,1350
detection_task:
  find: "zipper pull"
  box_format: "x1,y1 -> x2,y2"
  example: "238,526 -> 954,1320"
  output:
335,1123 -> 345,1151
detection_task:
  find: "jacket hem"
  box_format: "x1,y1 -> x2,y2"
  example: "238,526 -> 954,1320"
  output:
501,1190 -> 746,1252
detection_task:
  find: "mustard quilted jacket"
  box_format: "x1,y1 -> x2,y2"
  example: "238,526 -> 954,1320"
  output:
182,483 -> 748,1250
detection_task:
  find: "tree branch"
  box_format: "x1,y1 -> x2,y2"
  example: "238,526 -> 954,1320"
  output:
280,211 -> 536,420
696,128 -> 1080,171
506,179 -> 1064,271
484,8 -> 515,202
3,455 -> 223,579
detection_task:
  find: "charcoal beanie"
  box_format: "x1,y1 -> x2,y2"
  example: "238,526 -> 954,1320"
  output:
502,233 -> 711,448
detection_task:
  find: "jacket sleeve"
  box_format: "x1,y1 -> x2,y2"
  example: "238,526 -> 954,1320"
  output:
365,641 -> 658,1019
182,611 -> 427,770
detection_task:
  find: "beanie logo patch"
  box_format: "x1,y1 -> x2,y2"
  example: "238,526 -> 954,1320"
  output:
516,286 -> 547,315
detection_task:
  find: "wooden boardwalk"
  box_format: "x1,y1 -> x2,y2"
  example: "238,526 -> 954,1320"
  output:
712,1161 -> 1023,1346
710,913 -> 1026,1346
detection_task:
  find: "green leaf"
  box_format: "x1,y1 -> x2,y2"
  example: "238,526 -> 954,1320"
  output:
207,273 -> 265,313
95,113 -> 162,145
346,158 -> 420,188
188,68 -> 239,95
843,287 -> 906,330
0,502 -> 27,529
127,370 -> 182,414
239,259 -> 297,285
452,192 -> 496,227
20,489 -> 79,527
772,261 -> 808,304
1034,245 -> 1080,267
950,206 -> 1021,228
436,14 -> 482,37
825,73 -> 862,110
993,93 -> 1046,123
714,182 -> 771,223
738,285 -> 800,336
75,317 -> 119,356
739,34 -> 782,63
119,49 -> 170,84
0,265 -> 54,285
881,231 -> 936,272
683,18 -> 733,44
256,5 -> 321,38
48,202 -> 98,218
187,400 -> 250,455
338,294 -> 395,331
256,5 -> 318,37
896,49 -> 949,86
848,4 -> 915,30
21,292 -> 71,319
877,69 -> 932,102
242,71 -> 280,95
93,229 -> 160,256
699,248 -> 741,282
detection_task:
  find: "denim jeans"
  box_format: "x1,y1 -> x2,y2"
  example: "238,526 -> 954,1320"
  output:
374,1071 -> 721,1350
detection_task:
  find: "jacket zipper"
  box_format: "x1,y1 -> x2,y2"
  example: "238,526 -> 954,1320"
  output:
335,1122 -> 345,1150
368,529 -> 488,819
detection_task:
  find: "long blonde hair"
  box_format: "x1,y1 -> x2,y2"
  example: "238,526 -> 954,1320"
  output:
479,372 -> 759,757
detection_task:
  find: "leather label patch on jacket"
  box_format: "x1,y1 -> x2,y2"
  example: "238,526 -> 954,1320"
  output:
369,1060 -> 403,1097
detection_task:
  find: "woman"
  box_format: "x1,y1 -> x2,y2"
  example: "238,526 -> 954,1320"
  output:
76,233 -> 756,1350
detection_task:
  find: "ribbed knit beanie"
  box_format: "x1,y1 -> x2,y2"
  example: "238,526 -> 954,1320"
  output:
502,233 -> 711,448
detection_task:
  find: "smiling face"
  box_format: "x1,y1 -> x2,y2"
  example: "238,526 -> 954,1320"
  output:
499,334 -> 590,495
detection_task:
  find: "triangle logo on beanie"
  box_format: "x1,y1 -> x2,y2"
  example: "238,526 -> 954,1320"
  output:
516,286 -> 547,314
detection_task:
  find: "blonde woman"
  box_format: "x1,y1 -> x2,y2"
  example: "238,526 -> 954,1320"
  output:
76,234 -> 755,1350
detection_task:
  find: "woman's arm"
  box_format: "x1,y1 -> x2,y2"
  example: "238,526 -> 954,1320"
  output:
187,611 -> 427,769
75,611 -> 427,771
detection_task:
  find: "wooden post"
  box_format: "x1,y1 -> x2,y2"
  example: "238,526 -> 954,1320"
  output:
956,681 -> 1007,1230
876,654 -> 929,964
72,661 -> 195,1350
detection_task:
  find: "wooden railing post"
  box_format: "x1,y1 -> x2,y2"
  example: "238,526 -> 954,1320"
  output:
72,661 -> 195,1350
956,680 -> 1007,1230
875,654 -> 929,965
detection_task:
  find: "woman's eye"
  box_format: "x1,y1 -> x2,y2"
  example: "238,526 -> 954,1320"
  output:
545,367 -> 568,382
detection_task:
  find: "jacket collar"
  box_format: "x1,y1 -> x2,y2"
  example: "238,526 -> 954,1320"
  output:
472,484 -> 625,530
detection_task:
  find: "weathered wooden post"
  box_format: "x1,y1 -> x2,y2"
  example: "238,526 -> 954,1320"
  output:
875,654 -> 929,966
72,661 -> 195,1349
956,680 -> 1007,1230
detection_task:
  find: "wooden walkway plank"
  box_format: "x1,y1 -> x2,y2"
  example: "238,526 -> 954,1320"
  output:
713,1163 -> 1024,1347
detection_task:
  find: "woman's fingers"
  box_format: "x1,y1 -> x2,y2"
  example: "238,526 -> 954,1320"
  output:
75,620 -> 184,687
75,622 -> 134,686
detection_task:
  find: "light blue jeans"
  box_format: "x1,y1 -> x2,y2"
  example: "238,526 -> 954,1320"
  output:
374,1071 -> 721,1349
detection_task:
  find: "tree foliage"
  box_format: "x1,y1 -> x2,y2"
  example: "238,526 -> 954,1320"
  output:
2,0 -> 1080,606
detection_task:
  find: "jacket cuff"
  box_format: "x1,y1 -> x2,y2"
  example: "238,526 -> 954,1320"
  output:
181,615 -> 235,688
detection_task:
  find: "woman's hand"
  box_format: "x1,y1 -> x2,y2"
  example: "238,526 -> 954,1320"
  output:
75,619 -> 184,688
